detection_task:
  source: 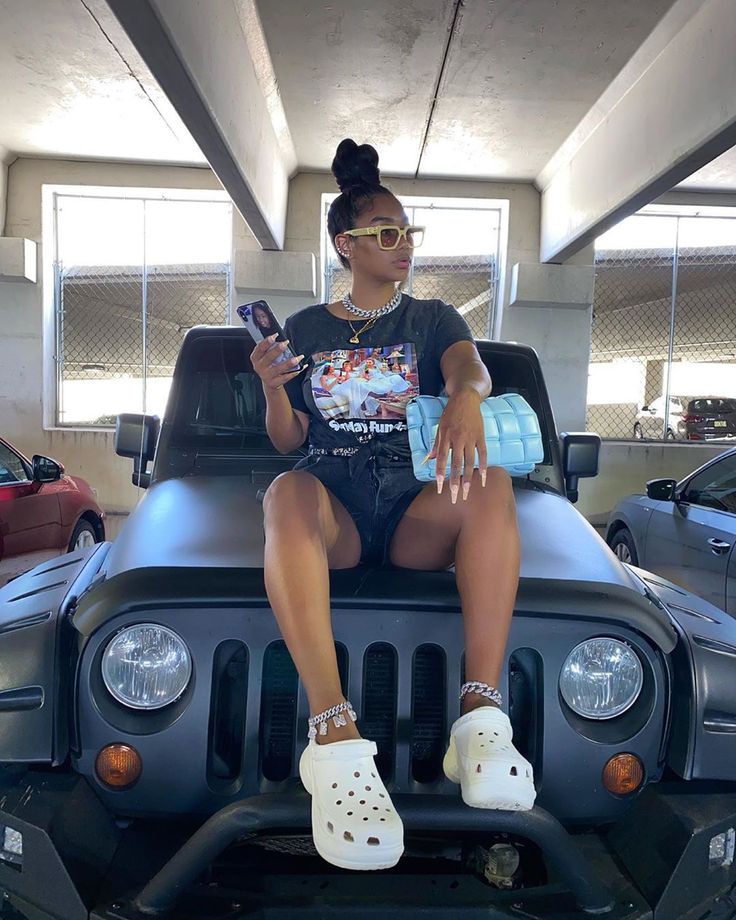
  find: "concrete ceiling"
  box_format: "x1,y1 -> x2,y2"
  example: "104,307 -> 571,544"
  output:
678,146 -> 736,192
0,0 -> 204,165
0,0 -> 732,198
256,0 -> 680,181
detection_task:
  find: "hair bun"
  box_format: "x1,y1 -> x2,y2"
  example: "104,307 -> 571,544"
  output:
331,138 -> 381,194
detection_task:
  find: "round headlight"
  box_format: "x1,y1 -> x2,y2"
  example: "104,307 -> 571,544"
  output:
560,638 -> 643,720
102,624 -> 192,710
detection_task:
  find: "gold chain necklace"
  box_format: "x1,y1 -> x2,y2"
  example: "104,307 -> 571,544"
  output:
347,314 -> 380,344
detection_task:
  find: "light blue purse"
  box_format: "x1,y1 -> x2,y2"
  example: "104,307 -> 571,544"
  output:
406,393 -> 544,482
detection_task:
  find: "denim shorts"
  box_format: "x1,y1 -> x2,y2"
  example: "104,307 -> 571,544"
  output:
293,449 -> 425,566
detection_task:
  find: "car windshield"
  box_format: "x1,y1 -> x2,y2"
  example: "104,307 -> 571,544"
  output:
167,334 -> 552,463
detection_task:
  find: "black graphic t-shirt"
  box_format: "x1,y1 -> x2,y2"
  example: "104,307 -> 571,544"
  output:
283,295 -> 474,452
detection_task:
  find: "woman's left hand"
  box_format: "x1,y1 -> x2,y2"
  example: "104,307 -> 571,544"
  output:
425,387 -> 487,503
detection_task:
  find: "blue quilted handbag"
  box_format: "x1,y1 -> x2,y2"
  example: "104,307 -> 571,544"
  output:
406,393 -> 544,482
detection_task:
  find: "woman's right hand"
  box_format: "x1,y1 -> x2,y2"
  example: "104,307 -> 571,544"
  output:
250,334 -> 305,392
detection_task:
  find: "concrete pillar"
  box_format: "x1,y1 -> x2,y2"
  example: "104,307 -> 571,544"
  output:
502,259 -> 595,433
0,238 -> 36,283
233,249 -> 317,322
644,360 -> 665,406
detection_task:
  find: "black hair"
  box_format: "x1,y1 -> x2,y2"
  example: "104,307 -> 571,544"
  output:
327,138 -> 395,270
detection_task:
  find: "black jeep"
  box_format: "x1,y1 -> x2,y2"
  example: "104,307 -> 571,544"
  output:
1,325 -> 735,920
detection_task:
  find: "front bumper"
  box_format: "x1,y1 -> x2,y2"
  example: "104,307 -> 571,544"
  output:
0,772 -> 736,920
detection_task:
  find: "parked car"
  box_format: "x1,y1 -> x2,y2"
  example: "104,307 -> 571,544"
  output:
676,396 -> 736,441
0,435 -> 104,585
607,446 -> 736,614
633,394 -> 684,440
1,327 -> 736,920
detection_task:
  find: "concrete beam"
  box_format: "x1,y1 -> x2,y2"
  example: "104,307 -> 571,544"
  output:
234,250 -> 316,296
105,0 -> 291,249
509,264 -> 594,310
540,0 -> 736,263
0,238 -> 37,283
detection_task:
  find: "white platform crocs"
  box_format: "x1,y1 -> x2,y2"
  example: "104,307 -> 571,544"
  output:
299,738 -> 404,870
443,706 -> 536,811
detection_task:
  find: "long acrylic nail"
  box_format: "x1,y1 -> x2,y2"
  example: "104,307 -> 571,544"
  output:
436,474 -> 444,495
462,482 -> 471,501
450,483 -> 459,504
481,469 -> 487,487
421,452 -> 432,465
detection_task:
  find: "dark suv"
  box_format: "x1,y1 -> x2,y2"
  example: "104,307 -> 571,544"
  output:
678,396 -> 736,441
1,326 -> 736,920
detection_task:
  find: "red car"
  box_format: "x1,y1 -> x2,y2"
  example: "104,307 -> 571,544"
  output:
0,436 -> 104,585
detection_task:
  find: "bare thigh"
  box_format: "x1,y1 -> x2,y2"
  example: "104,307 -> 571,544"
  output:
389,469 -> 507,570
388,482 -> 459,570
264,470 -> 362,569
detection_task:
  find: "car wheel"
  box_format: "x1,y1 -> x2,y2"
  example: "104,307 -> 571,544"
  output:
609,527 -> 639,566
68,519 -> 98,553
633,423 -> 643,439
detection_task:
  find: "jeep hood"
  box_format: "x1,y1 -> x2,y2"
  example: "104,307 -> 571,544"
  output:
97,476 -> 675,651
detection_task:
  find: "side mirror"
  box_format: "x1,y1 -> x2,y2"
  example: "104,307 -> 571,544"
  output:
32,455 -> 63,483
560,432 -> 601,504
646,478 -> 677,502
115,413 -> 160,488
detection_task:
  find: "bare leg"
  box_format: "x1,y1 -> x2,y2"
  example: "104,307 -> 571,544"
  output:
263,470 -> 363,743
389,468 -> 520,712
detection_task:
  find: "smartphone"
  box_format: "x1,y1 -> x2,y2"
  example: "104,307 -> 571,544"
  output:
236,299 -> 296,366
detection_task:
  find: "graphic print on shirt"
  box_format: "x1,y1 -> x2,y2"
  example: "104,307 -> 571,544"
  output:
309,343 -> 419,436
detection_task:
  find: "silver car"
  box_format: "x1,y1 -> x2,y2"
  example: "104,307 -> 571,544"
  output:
607,447 -> 736,614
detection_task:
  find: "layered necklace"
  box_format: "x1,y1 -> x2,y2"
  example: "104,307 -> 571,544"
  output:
342,288 -> 403,344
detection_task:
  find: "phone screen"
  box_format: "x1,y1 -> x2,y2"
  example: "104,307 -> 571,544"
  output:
236,300 -> 296,365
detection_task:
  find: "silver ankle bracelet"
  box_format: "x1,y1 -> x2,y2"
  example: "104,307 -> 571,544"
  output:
460,681 -> 503,706
308,700 -> 357,740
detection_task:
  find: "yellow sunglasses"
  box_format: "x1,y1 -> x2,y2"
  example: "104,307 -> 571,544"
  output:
342,225 -> 425,251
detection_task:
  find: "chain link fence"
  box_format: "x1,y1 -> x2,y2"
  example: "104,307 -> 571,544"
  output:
54,194 -> 232,426
326,253 -> 498,339
587,213 -> 736,442
57,263 -> 230,425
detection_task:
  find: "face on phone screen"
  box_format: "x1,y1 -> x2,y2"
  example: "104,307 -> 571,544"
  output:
237,300 -> 295,365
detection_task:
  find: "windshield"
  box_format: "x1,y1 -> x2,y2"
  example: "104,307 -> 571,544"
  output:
168,335 -> 269,451
167,333 -> 552,464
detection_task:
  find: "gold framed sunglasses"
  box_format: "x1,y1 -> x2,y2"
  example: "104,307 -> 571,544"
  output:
342,224 -> 425,251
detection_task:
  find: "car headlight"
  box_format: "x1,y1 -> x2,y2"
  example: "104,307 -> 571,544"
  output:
102,624 -> 192,710
559,638 -> 643,720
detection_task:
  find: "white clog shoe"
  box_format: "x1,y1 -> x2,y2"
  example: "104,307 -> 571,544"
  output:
443,707 -> 536,811
299,738 -> 404,870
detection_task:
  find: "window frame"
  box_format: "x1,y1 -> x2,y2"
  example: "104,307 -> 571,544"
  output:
320,193 -> 509,339
680,452 -> 736,513
41,184 -> 233,432
590,203 -> 736,442
0,441 -> 32,486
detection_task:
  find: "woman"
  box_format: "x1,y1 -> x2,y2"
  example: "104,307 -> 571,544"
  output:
318,363 -> 338,391
251,302 -> 281,339
250,138 -> 534,872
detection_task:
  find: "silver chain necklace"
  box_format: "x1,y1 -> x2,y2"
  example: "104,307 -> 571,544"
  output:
342,288 -> 403,319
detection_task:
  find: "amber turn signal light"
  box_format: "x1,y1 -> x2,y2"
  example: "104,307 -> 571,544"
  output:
95,744 -> 142,789
602,753 -> 644,795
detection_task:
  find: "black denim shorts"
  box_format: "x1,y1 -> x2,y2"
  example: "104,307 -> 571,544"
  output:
293,449 -> 425,566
